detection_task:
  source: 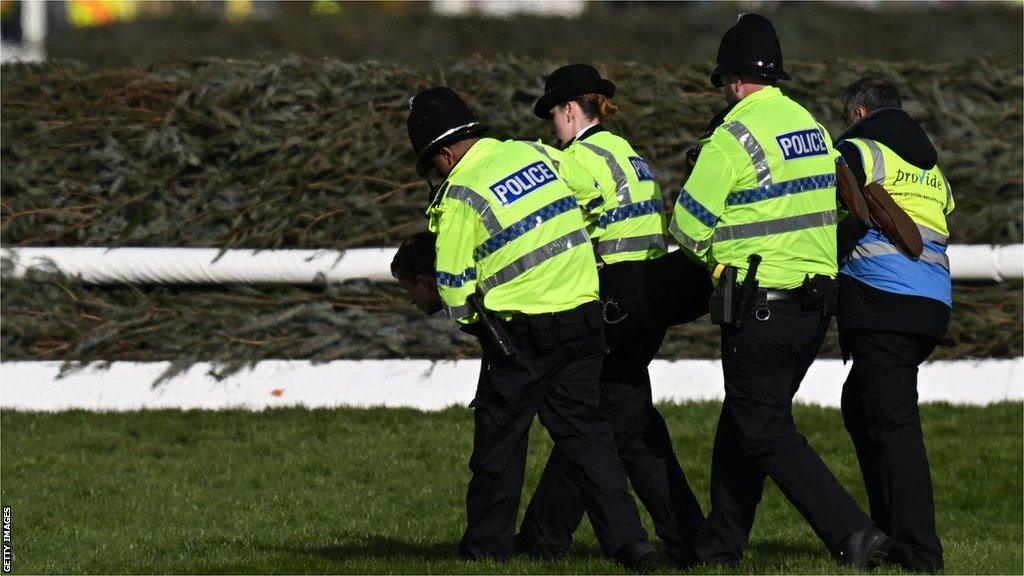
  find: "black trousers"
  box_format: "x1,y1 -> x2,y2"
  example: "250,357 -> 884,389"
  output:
457,316 -> 648,561
515,325 -> 705,563
696,300 -> 871,566
840,329 -> 943,572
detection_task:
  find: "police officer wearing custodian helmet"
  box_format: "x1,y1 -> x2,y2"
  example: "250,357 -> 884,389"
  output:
515,63 -> 706,568
407,87 -> 659,572
668,13 -> 889,569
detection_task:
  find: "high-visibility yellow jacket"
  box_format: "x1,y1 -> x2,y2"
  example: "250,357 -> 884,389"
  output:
564,127 -> 668,265
669,86 -> 838,289
839,137 -> 954,305
427,138 -> 603,323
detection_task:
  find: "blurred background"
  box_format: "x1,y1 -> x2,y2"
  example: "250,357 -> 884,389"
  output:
1,1 -> 1021,367
1,0 -> 1022,67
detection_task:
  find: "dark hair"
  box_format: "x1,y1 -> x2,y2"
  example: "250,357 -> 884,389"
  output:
391,231 -> 437,280
842,76 -> 902,118
572,93 -> 618,120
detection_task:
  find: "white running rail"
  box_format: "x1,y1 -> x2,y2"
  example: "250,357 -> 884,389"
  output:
3,245 -> 1022,285
1,358 -> 1020,412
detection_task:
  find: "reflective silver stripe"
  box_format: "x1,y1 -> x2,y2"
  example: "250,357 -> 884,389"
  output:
944,179 -> 953,210
724,121 -> 772,187
421,121 -> 483,152
867,222 -> 949,247
712,210 -> 837,242
849,241 -> 950,271
524,141 -> 561,172
918,224 -> 949,246
669,218 -> 710,253
578,142 -> 632,205
446,185 -> 502,236
443,303 -> 472,319
918,248 -> 951,270
861,139 -> 886,184
596,234 -> 667,256
869,222 -> 949,246
479,228 -> 590,293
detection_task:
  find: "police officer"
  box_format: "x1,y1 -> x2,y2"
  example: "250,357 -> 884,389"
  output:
406,87 -> 659,571
668,14 -> 888,568
834,77 -> 953,573
515,64 -> 705,568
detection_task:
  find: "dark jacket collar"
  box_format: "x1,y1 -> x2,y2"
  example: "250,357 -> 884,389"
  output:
562,124 -> 608,149
835,108 -> 938,170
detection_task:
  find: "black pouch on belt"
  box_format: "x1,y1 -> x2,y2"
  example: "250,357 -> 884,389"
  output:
553,301 -> 603,342
800,274 -> 838,318
526,314 -> 556,353
709,265 -> 738,326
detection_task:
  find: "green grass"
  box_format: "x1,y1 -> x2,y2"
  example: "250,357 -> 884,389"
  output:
1,403 -> 1021,574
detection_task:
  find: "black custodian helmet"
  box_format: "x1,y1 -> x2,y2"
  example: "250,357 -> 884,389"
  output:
533,63 -> 616,119
710,13 -> 791,88
407,87 -> 490,176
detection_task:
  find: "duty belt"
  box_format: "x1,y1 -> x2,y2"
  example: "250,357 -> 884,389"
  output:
760,288 -> 802,302
505,300 -> 604,350
734,284 -> 801,302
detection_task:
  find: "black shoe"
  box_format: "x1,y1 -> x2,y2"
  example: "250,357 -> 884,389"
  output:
616,541 -> 661,574
835,525 -> 890,569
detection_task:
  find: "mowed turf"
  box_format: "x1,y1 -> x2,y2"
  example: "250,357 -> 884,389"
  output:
1,402 -> 1021,574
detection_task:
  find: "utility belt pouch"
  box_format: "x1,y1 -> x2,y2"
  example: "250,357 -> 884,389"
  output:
709,265 -> 738,327
552,301 -> 602,342
526,315 -> 556,353
800,274 -> 838,318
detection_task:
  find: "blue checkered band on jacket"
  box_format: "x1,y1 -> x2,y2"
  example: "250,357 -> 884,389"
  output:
596,199 -> 663,228
676,188 -> 718,227
474,196 -> 578,260
585,197 -> 604,212
436,267 -> 477,288
726,173 -> 836,206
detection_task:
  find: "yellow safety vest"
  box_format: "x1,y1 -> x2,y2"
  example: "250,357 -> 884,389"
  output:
669,86 -> 838,289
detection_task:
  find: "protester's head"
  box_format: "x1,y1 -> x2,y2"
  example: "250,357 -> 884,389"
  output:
407,87 -> 489,178
391,232 -> 443,315
842,76 -> 902,127
534,64 -> 617,147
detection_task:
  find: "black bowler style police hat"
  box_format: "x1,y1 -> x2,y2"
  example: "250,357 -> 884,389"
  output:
533,64 -> 616,119
710,13 -> 791,88
407,87 -> 490,176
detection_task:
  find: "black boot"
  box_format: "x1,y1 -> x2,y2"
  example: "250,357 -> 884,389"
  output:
835,525 -> 890,569
616,541 -> 660,573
